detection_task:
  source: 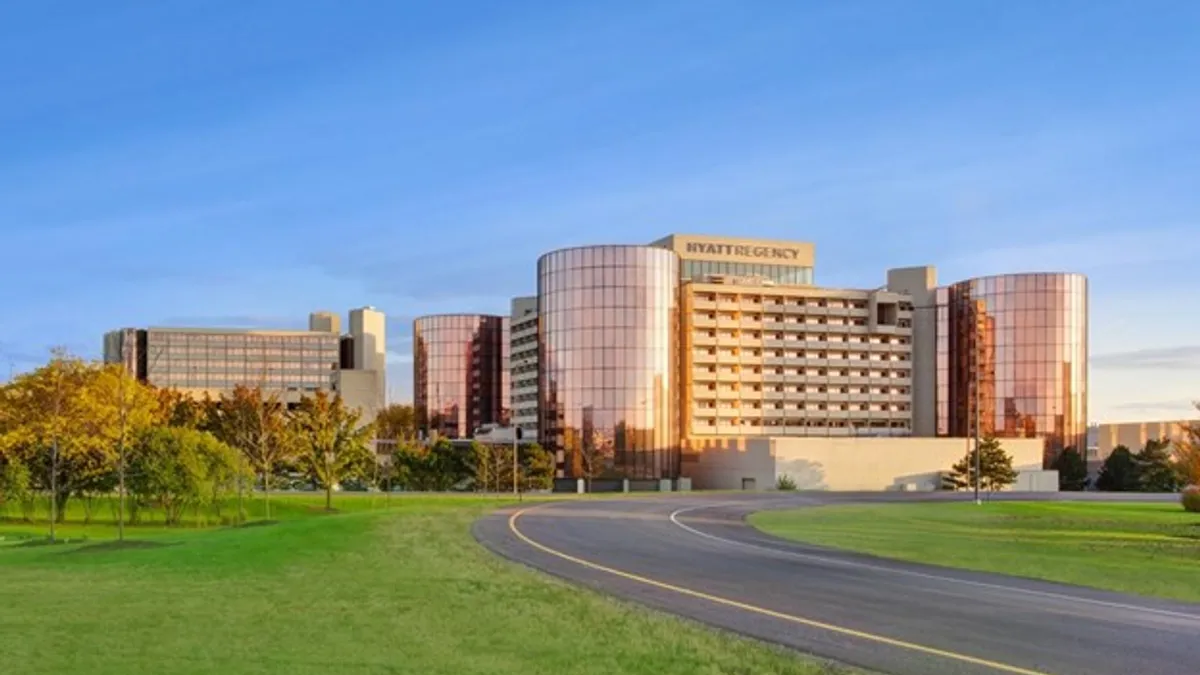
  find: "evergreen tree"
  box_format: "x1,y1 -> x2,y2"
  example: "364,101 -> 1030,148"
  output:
948,436 -> 1018,492
1096,446 -> 1139,491
1135,438 -> 1181,492
1051,447 -> 1089,491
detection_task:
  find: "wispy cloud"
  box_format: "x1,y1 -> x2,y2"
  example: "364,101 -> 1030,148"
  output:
1110,399 -> 1198,416
1092,345 -> 1200,371
943,226 -> 1200,280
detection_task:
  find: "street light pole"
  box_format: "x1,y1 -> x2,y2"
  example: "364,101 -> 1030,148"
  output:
974,333 -> 982,505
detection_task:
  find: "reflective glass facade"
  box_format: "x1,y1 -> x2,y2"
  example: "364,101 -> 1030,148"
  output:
139,329 -> 340,393
413,314 -> 510,439
936,273 -> 1087,462
538,245 -> 680,480
681,260 -> 813,285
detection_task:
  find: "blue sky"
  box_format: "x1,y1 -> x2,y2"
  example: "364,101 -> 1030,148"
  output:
2,0 -> 1198,422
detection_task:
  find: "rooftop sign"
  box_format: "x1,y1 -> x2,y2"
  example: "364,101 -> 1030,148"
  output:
684,241 -> 803,260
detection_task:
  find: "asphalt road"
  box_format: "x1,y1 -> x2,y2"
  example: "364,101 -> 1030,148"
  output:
473,492 -> 1200,675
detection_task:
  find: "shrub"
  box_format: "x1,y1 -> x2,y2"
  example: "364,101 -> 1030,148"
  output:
1182,486 -> 1200,513
775,474 -> 797,491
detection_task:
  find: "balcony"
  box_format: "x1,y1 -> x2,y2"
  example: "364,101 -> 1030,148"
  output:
716,371 -> 739,383
692,317 -> 717,328
692,298 -> 717,311
691,334 -> 717,347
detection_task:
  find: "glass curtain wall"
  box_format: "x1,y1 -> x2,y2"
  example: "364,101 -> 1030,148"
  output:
936,273 -> 1088,462
538,245 -> 680,480
413,314 -> 510,439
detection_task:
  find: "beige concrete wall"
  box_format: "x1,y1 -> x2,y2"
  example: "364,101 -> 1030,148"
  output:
683,435 -> 1045,491
1096,420 -> 1193,460
334,369 -> 382,424
308,311 -> 341,334
349,306 -> 387,406
886,266 -> 938,437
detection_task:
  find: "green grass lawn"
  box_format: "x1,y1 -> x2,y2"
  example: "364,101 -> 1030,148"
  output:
750,501 -> 1200,603
1,494 -> 849,675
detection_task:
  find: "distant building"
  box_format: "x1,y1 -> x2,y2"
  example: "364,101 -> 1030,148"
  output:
412,314 -> 510,439
509,296 -> 538,442
1093,419 -> 1194,460
102,307 -> 386,420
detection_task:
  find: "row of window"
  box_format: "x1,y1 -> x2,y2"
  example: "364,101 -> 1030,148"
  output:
697,400 -> 909,411
694,351 -> 909,362
693,418 -> 911,428
694,367 -> 911,378
696,384 -> 909,395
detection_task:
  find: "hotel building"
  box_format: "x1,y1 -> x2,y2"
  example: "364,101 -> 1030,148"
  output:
415,233 -> 1088,488
652,234 -> 917,442
102,307 -> 387,419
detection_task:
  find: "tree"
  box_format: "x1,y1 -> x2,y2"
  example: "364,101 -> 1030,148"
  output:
288,391 -> 375,510
575,431 -> 610,492
85,364 -> 160,538
1173,408 -> 1200,487
1135,438 -> 1181,492
776,474 -> 798,491
155,388 -> 209,430
0,456 -> 31,519
207,385 -> 291,522
1051,447 -> 1089,491
129,427 -> 243,526
948,436 -> 1018,493
1095,446 -> 1140,492
0,352 -> 111,539
518,442 -> 554,491
392,439 -> 474,491
375,404 -> 418,443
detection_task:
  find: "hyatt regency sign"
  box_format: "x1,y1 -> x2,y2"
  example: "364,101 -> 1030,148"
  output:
684,241 -> 802,260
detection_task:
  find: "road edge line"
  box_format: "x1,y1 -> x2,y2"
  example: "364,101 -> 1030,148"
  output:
509,505 -> 1048,675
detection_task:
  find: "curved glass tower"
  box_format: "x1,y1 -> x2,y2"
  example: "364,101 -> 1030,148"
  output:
537,245 -> 680,480
936,273 -> 1088,462
413,314 -> 509,439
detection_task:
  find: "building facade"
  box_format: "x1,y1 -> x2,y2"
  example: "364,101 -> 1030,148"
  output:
538,245 -> 680,480
935,273 -> 1088,461
1093,419 -> 1194,462
412,314 -> 510,439
510,296 -> 539,440
681,278 -> 914,440
425,233 -> 1090,486
103,308 -> 387,419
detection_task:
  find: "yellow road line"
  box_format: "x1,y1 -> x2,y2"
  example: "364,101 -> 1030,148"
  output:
509,505 -> 1050,675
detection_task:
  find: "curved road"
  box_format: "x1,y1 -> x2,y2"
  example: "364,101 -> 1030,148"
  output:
474,493 -> 1200,675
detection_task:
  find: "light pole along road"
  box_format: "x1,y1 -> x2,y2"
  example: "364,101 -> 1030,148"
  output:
474,492 -> 1199,675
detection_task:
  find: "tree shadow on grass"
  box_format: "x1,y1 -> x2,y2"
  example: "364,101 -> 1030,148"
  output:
62,540 -> 177,555
232,519 -> 280,529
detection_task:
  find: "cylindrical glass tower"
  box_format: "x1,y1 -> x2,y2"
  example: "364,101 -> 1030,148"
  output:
537,245 -> 680,480
413,314 -> 509,439
935,273 -> 1088,463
